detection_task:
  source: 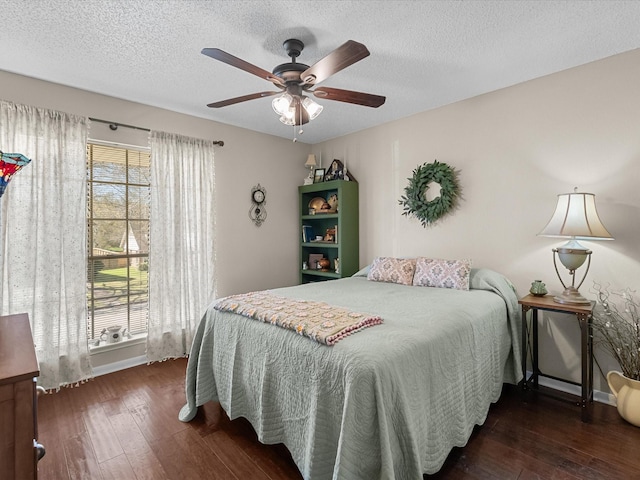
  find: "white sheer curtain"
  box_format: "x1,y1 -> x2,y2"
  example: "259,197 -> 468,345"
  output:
0,100 -> 92,390
146,131 -> 216,362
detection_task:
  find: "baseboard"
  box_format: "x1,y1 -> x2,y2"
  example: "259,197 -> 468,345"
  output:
91,354 -> 148,377
90,364 -> 617,405
530,372 -> 616,406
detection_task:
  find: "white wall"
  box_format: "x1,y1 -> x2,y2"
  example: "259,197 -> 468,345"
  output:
3,48 -> 639,391
1,71 -> 311,370
315,48 -> 640,392
0,70 -> 310,298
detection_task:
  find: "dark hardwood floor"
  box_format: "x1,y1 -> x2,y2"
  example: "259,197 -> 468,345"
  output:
37,358 -> 640,479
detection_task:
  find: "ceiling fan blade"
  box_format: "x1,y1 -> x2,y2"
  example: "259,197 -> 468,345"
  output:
202,48 -> 285,87
313,87 -> 386,108
300,40 -> 370,86
207,91 -> 280,108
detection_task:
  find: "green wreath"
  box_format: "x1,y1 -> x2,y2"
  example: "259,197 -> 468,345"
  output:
398,160 -> 459,227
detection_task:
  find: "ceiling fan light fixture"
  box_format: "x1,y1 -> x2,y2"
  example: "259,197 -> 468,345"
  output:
272,93 -> 293,116
279,105 -> 296,125
203,39 -> 386,132
302,96 -> 323,120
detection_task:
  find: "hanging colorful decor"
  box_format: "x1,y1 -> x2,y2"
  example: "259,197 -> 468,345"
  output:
398,160 -> 459,227
0,150 -> 32,198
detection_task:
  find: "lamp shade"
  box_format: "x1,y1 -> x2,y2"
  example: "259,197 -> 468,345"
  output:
538,189 -> 613,240
305,154 -> 317,167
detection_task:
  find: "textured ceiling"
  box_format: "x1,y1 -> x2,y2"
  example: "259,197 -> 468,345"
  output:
2,0 -> 640,144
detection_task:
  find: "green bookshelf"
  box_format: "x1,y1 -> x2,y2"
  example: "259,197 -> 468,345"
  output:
299,180 -> 359,284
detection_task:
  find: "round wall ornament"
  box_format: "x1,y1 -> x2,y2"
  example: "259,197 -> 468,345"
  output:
398,160 -> 459,227
249,183 -> 267,226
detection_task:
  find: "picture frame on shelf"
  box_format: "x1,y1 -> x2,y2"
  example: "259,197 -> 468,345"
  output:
324,159 -> 358,183
325,159 -> 344,181
313,168 -> 326,183
308,253 -> 323,270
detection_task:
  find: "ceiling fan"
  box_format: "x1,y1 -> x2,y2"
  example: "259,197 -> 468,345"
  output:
202,38 -> 386,127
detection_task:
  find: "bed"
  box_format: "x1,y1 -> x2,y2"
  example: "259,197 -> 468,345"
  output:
179,267 -> 522,479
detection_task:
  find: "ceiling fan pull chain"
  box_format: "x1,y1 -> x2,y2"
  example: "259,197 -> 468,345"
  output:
298,98 -> 304,135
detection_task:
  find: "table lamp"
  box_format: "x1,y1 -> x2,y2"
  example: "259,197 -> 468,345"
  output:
538,187 -> 613,304
303,154 -> 317,185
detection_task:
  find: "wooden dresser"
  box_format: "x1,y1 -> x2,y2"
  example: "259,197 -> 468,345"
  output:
0,313 -> 42,479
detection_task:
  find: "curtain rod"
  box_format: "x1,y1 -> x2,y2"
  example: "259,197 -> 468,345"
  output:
89,117 -> 224,146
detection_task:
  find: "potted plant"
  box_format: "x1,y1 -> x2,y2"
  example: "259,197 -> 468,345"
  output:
592,283 -> 640,426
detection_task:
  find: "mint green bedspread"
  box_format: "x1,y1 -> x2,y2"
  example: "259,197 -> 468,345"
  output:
180,268 -> 522,479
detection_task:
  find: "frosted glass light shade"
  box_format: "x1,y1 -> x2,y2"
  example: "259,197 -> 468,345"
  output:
272,93 -> 293,116
273,93 -> 323,127
279,105 -> 296,125
302,97 -> 323,120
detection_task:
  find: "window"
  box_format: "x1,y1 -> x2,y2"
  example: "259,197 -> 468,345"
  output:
87,143 -> 150,341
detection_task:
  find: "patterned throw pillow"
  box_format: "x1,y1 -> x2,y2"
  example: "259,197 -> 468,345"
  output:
413,258 -> 472,290
367,257 -> 416,286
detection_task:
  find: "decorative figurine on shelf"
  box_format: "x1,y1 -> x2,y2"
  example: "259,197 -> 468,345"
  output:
327,194 -> 338,212
318,258 -> 330,271
334,258 -> 340,274
324,227 -> 336,242
344,166 -> 357,183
